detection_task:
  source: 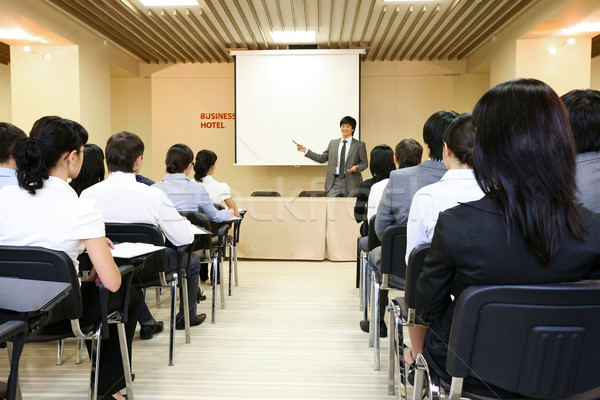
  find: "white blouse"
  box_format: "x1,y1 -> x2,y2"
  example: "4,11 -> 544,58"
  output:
405,169 -> 484,264
0,176 -> 105,271
197,175 -> 232,205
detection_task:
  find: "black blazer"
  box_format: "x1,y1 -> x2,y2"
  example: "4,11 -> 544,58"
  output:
416,195 -> 600,398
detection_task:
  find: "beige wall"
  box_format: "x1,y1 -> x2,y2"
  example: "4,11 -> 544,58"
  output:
140,60 -> 488,196
516,38 -> 591,96
0,63 -> 10,123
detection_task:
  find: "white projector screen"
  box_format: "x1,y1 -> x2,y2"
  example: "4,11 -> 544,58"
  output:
233,49 -> 364,166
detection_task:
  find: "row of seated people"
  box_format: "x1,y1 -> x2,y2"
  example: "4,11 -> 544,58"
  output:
354,81 -> 600,399
0,118 -> 240,399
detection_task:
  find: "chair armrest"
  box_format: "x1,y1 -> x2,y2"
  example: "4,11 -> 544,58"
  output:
0,320 -> 28,343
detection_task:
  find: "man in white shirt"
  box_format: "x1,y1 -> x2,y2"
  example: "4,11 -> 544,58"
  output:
82,131 -> 206,339
0,122 -> 27,190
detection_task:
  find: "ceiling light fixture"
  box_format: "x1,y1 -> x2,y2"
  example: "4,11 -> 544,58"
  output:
270,31 -> 317,43
138,0 -> 199,6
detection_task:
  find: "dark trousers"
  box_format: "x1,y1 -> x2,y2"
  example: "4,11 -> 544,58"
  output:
138,249 -> 201,323
79,281 -> 140,398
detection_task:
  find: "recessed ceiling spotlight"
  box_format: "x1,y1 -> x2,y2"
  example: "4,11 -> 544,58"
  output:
23,46 -> 31,53
548,47 -> 557,55
566,38 -> 575,45
138,0 -> 199,6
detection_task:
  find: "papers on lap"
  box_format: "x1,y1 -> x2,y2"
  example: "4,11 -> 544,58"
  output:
110,242 -> 166,259
190,225 -> 212,235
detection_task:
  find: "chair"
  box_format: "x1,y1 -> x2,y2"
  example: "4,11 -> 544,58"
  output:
0,245 -> 135,400
411,282 -> 600,400
368,224 -> 407,371
180,212 -> 231,323
298,190 -> 326,197
0,321 -> 27,400
388,243 -> 430,397
250,191 -> 281,197
230,210 -> 246,292
104,223 -> 192,366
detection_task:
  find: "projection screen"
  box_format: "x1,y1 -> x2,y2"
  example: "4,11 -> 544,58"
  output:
233,49 -> 364,166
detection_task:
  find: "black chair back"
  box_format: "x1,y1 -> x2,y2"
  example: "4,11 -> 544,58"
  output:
180,211 -> 212,251
250,191 -> 281,197
447,283 -> 600,399
0,246 -> 82,324
379,224 -> 407,277
104,223 -> 168,283
367,215 -> 381,252
298,190 -> 326,197
405,243 -> 430,309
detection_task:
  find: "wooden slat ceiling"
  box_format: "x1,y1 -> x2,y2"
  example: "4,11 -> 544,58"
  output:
34,0 -> 538,64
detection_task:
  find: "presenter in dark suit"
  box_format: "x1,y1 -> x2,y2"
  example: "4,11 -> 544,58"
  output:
296,116 -> 368,197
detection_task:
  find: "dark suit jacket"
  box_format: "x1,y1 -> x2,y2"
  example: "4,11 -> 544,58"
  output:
305,137 -> 368,195
416,195 -> 600,398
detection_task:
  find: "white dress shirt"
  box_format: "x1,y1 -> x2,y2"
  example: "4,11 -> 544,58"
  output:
0,176 -> 105,270
153,173 -> 232,222
0,167 -> 18,190
367,178 -> 389,221
197,175 -> 232,205
405,169 -> 484,264
81,171 -> 193,246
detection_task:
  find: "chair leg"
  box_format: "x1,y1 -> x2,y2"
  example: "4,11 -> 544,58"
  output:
6,335 -> 25,400
362,254 -> 369,321
369,270 -> 376,348
181,276 -> 191,344
228,237 -> 233,296
76,339 -> 84,364
359,251 -> 365,311
56,339 -> 64,366
219,251 -> 226,309
155,288 -> 161,308
211,252 -> 218,324
388,301 -> 396,396
169,274 -> 178,366
88,326 -> 102,400
116,322 -> 134,400
373,282 -> 381,371
233,242 -> 238,287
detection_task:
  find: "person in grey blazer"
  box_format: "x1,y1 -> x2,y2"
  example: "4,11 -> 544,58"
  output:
561,89 -> 600,213
296,116 -> 368,197
361,110 -> 458,337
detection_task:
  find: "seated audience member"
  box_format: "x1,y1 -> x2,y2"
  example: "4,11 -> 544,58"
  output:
561,89 -> 600,213
154,144 -> 234,221
0,116 -> 139,400
354,145 -> 395,236
411,79 -> 600,398
403,115 -> 483,362
70,143 -> 105,195
361,110 -> 457,336
405,114 -> 483,263
81,133 -> 207,339
135,174 -> 155,186
0,122 -> 27,190
194,149 -> 240,217
367,139 -> 423,221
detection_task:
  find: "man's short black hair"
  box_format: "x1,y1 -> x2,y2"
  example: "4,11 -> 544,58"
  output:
561,89 -> 600,154
0,122 -> 27,163
423,110 -> 459,161
105,131 -> 145,173
340,116 -> 357,131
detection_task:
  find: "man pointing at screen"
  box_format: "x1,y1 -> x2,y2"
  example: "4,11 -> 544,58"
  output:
296,116 -> 368,197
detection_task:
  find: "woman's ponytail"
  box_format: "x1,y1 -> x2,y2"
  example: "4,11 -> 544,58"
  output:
13,138 -> 48,195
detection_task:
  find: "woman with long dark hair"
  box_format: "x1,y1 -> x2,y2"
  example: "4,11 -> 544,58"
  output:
0,116 -> 138,400
194,149 -> 240,217
69,143 -> 105,195
411,79 -> 600,398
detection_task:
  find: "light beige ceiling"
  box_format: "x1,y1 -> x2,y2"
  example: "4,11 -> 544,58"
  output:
38,0 -> 539,64
1,0 -> 599,67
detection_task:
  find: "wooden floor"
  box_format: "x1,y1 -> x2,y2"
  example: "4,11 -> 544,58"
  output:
0,260 -> 407,399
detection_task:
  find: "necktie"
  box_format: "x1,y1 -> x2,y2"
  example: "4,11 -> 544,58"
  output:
340,140 -> 347,177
